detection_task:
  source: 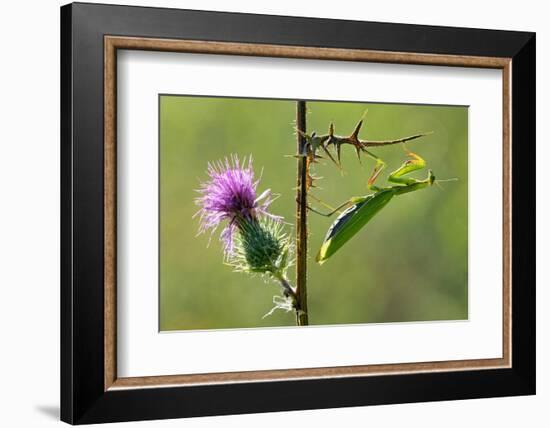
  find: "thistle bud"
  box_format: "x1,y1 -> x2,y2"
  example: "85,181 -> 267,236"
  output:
229,218 -> 292,278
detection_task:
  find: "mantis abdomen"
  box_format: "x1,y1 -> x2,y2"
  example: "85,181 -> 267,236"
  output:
316,190 -> 394,264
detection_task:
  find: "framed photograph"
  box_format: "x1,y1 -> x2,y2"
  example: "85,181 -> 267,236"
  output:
60,2 -> 535,424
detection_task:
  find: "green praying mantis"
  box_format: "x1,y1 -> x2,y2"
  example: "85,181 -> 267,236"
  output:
296,113 -> 452,264
312,149 -> 436,264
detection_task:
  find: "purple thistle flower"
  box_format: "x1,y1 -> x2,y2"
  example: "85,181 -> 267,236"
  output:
195,154 -> 278,255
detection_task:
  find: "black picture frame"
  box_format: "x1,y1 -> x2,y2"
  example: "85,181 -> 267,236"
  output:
61,2 -> 535,424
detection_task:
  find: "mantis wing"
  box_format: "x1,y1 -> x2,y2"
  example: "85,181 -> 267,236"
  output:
316,190 -> 394,264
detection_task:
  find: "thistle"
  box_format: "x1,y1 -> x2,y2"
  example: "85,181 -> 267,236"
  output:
195,155 -> 298,318
229,218 -> 291,276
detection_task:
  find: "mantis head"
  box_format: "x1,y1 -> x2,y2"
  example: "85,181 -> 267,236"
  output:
428,169 -> 436,186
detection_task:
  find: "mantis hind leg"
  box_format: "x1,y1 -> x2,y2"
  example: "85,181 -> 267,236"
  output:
306,193 -> 354,217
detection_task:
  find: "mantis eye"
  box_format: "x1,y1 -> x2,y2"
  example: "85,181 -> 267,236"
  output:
311,132 -> 316,138
428,170 -> 436,185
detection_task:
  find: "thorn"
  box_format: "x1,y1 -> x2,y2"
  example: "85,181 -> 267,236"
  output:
350,119 -> 363,142
321,145 -> 341,169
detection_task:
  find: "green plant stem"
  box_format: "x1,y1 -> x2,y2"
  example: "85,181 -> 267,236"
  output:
276,276 -> 297,300
295,100 -> 309,326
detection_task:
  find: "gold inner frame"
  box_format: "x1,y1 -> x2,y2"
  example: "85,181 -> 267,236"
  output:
104,35 -> 512,391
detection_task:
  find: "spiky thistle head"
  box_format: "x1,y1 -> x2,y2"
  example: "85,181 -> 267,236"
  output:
227,217 -> 293,278
195,154 -> 277,255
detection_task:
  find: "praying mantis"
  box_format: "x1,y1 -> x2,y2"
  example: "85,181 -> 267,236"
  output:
312,148 -> 436,264
295,113 -> 450,264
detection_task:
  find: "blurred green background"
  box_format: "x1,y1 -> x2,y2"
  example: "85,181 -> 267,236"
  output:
160,95 -> 468,331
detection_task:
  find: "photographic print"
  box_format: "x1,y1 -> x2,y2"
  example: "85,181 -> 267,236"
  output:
159,95 -> 468,331
62,7 -> 534,422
